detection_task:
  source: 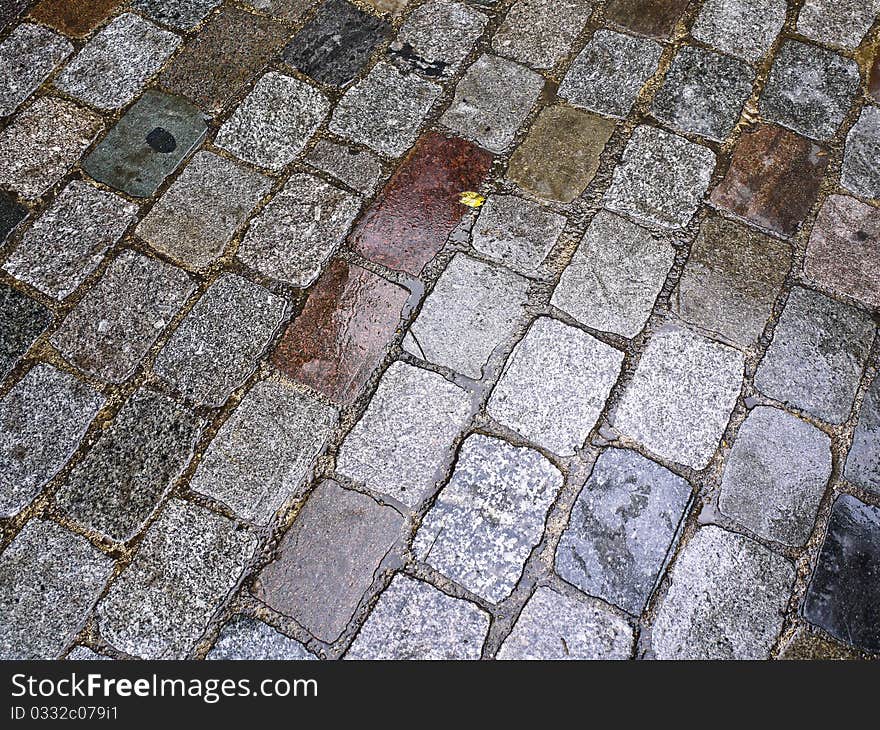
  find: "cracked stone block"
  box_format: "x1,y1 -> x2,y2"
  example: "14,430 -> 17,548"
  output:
604,125 -> 715,230
488,318 -> 623,456
691,0 -> 786,62
841,106 -> 880,201
243,0 -> 317,22
0,285 -> 50,380
330,61 -> 441,156
3,182 -> 138,300
711,124 -> 828,237
272,259 -> 409,405
556,448 -> 691,615
82,91 -> 208,199
55,388 -> 202,542
135,151 -> 271,271
652,46 -> 754,142
605,0 -> 690,40
552,211 -> 673,338
97,499 -> 258,659
153,274 -> 287,407
559,30 -> 662,119
29,0 -> 122,37
0,96 -> 102,200
414,435 -> 562,603
498,586 -> 633,660
0,23 -> 72,118
50,251 -> 195,383
0,520 -> 113,659
217,72 -> 329,171
0,191 -> 27,243
471,194 -> 566,275
846,374 -> 880,494
390,0 -> 487,80
803,494 -> 880,653
351,132 -> 492,276
0,364 -> 103,516
133,0 -> 221,29
492,0 -> 593,70
440,54 -> 543,153
254,479 -> 404,642
283,0 -> 390,87
720,406 -> 832,547
805,195 -> 880,310
652,526 -> 794,659
797,0 -> 880,49
336,361 -> 473,507
160,8 -> 289,115
403,254 -> 530,379
755,287 -> 875,424
613,327 -> 744,469
189,381 -> 338,524
305,140 -> 382,195
238,173 -> 360,287
54,13 -> 180,111
674,215 -> 792,347
207,616 -> 314,660
760,41 -> 860,141
507,105 -> 615,203
67,646 -> 112,660
345,575 -> 489,660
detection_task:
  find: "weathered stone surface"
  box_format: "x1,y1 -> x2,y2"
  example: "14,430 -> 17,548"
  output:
0,364 -> 103,516
755,287 -> 875,424
0,23 -> 72,118
272,259 -> 409,405
154,274 -> 287,407
488,318 -> 623,456
330,61 -> 441,156
556,448 -> 691,614
605,0 -> 690,40
207,616 -> 314,660
238,173 -> 360,287
54,13 -> 181,111
284,0 -> 390,87
440,54 -> 543,153
0,284 -> 51,380
604,125 -> 715,230
345,575 -> 489,659
132,0 -> 220,29
189,381 -> 337,524
613,327 -> 744,469
50,251 -> 195,383
674,215 -> 792,346
97,500 -> 258,659
0,191 -> 26,244
0,520 -> 113,659
254,480 -> 404,642
711,124 -> 828,237
552,211 -> 672,338
29,0 -> 121,37
652,526 -> 794,659
691,0 -> 786,62
361,0 -> 409,15
507,105 -> 615,203
498,587 -> 633,660
136,151 -> 271,271
336,361 -> 473,507
66,646 -> 111,660
796,0 -> 880,50
351,132 -> 493,276
414,435 -> 562,603
0,97 -> 102,200
720,406 -> 832,546
243,0 -> 316,22
217,72 -> 329,171
403,254 -> 530,379
559,29 -> 662,119
778,627 -> 861,660
305,140 -> 382,195
55,388 -> 202,542
760,41 -> 860,141
492,0 -> 593,70
845,374 -> 880,494
803,494 -> 880,654
841,106 -> 880,201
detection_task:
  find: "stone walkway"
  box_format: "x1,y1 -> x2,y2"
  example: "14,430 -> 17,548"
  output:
0,0 -> 879,661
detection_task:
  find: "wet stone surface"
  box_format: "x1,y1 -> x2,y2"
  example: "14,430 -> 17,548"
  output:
796,0 -> 880,50
691,0 -> 786,62
556,448 -> 691,615
254,479 -> 404,642
845,374 -> 880,494
207,616 -> 314,660
841,106 -> 880,201
803,495 -> 880,654
305,140 -> 383,195
0,284 -> 51,380
604,0 -> 690,40
29,0 -> 122,37
0,23 -> 72,118
132,0 -> 220,30
755,287 -> 875,424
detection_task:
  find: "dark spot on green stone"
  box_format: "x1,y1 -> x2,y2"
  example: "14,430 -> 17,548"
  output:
146,127 -> 177,153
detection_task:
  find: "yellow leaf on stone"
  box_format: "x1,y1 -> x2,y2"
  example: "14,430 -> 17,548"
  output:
459,191 -> 485,208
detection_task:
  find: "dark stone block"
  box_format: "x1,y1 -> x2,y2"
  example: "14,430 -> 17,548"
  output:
0,283 -> 51,380
0,191 -> 26,244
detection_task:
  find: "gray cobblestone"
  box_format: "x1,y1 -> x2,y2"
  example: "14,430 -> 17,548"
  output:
0,23 -> 72,118
207,616 -> 314,660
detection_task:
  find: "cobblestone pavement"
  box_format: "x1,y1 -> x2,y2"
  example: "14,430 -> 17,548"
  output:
0,0 -> 878,661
